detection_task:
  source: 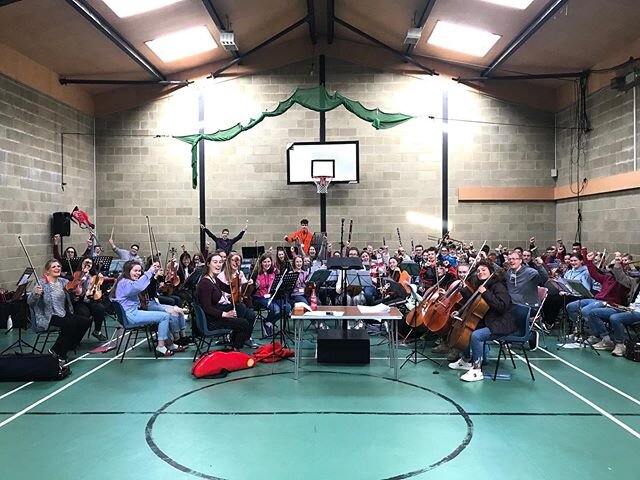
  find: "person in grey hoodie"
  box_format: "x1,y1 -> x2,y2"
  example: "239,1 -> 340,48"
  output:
503,250 -> 546,306
563,253 -> 592,290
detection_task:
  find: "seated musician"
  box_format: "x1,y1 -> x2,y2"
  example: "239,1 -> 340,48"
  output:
565,251 -> 630,342
108,233 -> 142,262
448,260 -> 516,382
217,252 -> 258,348
583,254 -> 638,353
27,259 -> 92,361
284,218 -> 313,254
142,259 -> 191,347
418,247 -> 438,293
438,245 -> 457,267
291,255 -> 311,305
335,247 -> 367,309
52,234 -> 77,276
503,250 -> 548,306
112,260 -> 182,356
197,253 -> 253,349
543,252 -> 591,327
70,257 -> 108,341
274,247 -> 292,274
252,253 -> 291,337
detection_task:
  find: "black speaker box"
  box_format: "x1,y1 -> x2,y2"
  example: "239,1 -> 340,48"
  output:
52,212 -> 71,237
317,329 -> 370,364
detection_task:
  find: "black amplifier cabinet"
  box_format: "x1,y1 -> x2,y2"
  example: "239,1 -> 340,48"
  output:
317,328 -> 370,364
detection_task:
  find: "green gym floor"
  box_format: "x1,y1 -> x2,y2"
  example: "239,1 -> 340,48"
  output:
0,318 -> 638,480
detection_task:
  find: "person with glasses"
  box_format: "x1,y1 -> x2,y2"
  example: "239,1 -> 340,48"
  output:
503,250 -> 547,306
108,232 -> 142,262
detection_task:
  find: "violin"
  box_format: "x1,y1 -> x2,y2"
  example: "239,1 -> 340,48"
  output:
86,273 -> 104,301
65,269 -> 89,293
165,247 -> 180,287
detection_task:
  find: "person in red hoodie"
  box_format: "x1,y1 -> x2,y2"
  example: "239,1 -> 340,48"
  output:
565,249 -> 629,343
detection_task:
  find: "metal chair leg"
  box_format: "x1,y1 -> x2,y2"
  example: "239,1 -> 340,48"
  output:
520,344 -> 536,381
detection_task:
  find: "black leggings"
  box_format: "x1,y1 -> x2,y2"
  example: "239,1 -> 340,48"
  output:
206,304 -> 254,349
49,313 -> 91,357
73,300 -> 106,332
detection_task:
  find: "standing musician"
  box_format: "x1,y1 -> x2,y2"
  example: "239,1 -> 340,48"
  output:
112,260 -> 181,356
197,253 -> 253,349
448,260 -> 515,382
69,257 -> 108,341
252,253 -> 291,336
217,252 -> 258,348
201,223 -> 248,255
284,218 -> 313,254
27,259 -> 92,361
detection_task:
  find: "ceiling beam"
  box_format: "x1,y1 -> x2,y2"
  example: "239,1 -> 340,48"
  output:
210,16 -> 310,78
306,0 -> 317,44
334,16 -> 436,75
201,0 -> 240,59
482,0 -> 569,78
457,71 -> 587,82
404,0 -> 437,56
327,0 -> 335,44
59,78 -> 191,86
64,0 -> 165,81
0,1 -> 21,7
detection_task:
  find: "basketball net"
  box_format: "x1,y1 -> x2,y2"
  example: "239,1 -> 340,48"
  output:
312,176 -> 332,194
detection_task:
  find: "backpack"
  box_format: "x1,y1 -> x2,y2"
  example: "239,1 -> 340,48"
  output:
624,339 -> 640,362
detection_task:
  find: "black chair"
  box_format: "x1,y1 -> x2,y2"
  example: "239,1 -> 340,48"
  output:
192,303 -> 233,362
489,303 -> 535,381
29,305 -> 60,354
111,301 -> 158,363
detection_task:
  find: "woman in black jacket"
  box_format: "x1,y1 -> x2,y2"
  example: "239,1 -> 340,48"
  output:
448,260 -> 516,382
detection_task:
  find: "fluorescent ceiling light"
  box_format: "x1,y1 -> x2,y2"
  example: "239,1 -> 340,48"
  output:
477,0 -> 535,9
146,26 -> 218,62
101,0 -> 185,18
427,21 -> 500,57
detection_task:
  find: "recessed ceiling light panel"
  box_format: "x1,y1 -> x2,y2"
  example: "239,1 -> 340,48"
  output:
427,21 -> 501,57
146,26 -> 218,63
477,0 -> 535,9
101,0 -> 185,18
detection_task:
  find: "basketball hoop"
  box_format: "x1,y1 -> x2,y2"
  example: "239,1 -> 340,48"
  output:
312,176 -> 332,194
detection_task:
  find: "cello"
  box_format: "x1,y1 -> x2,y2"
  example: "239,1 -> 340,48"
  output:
446,268 -> 500,351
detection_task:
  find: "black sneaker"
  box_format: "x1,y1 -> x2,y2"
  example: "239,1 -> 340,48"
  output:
92,331 -> 108,342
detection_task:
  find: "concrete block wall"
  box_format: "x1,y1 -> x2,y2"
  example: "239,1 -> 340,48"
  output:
555,85 -> 640,255
0,74 -> 93,289
94,60 -> 557,256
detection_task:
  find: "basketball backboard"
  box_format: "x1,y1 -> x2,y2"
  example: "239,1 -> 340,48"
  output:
286,141 -> 359,185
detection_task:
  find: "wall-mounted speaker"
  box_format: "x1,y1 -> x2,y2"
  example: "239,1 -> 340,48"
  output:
52,212 -> 71,237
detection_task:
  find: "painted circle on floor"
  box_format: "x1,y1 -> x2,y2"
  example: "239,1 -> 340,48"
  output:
145,371 -> 473,480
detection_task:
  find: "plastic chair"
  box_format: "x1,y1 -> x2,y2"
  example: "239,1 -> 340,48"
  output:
111,301 -> 158,363
490,303 -> 535,381
192,303 -> 233,362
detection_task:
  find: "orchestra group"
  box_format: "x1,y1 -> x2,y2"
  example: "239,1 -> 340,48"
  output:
24,218 -> 640,382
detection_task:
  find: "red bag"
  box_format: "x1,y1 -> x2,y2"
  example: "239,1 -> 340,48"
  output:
253,341 -> 295,363
192,350 -> 255,378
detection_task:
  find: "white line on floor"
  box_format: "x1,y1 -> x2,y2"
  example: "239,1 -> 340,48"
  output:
510,351 -> 640,440
538,346 -> 640,408
0,337 -> 147,430
0,383 -> 33,401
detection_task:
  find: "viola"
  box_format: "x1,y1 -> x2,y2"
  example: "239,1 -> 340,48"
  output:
165,248 -> 180,287
86,273 -> 104,301
231,272 -> 242,304
65,270 -> 88,293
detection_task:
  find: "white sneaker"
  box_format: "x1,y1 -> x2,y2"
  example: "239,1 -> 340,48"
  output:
448,358 -> 472,371
593,338 -> 615,350
611,343 -> 626,357
353,320 -> 365,330
461,368 -> 484,382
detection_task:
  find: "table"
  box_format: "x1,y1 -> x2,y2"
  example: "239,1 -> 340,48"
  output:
290,306 -> 403,380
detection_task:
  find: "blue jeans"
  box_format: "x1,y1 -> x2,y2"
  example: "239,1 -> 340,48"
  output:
125,308 -> 170,341
566,299 -> 606,324
608,311 -> 640,343
291,295 -> 309,305
148,300 -> 186,334
467,327 -> 492,366
587,306 -> 625,339
253,296 -> 291,324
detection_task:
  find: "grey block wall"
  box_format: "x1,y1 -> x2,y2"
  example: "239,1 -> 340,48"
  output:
0,75 -> 94,289
93,61 -> 558,257
555,86 -> 639,255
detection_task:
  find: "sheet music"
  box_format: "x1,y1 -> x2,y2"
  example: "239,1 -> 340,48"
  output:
357,304 -> 390,314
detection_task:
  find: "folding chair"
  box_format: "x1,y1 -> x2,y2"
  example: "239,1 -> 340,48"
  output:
111,301 -> 158,363
529,286 -> 549,350
191,304 -> 233,362
489,303 -> 535,381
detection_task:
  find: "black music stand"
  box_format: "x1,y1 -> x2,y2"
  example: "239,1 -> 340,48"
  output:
401,262 -> 421,277
94,255 -> 113,274
242,246 -> 265,260
562,281 -> 599,355
327,257 -> 363,328
267,271 -> 299,351
2,268 -> 35,354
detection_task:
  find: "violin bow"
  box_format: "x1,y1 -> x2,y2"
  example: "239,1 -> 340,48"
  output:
17,236 -> 42,288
